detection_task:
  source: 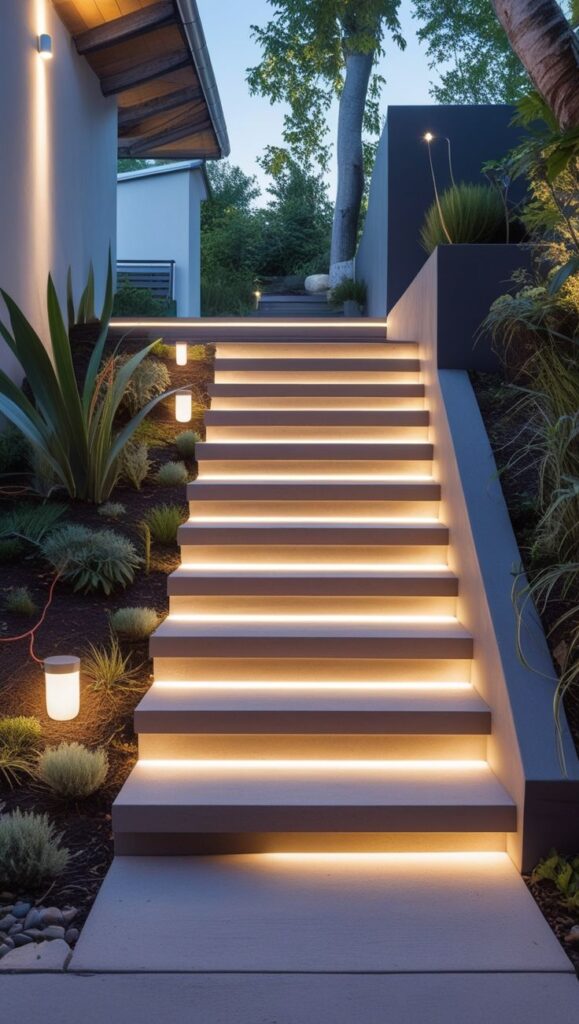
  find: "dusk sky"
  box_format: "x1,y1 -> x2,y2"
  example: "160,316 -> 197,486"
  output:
197,0 -> 437,202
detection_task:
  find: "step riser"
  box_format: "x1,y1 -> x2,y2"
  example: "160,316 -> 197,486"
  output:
214,359 -> 421,373
179,545 -> 448,566
208,383 -> 425,397
152,658 -> 473,685
113,804 -> 515,837
168,594 -> 458,616
137,734 -> 488,759
168,576 -> 458,598
187,481 -> 441,501
210,396 -> 427,410
197,461 -> 435,478
188,500 -> 441,518
114,831 -> 508,855
205,425 -> 429,442
196,442 -> 433,461
150,635 -> 474,660
178,526 -> 449,547
205,410 -> 430,426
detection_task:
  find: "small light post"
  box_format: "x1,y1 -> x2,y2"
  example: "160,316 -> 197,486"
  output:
175,342 -> 188,367
175,389 -> 193,423
44,656 -> 80,721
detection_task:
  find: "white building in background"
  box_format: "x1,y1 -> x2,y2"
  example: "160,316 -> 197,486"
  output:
117,162 -> 209,318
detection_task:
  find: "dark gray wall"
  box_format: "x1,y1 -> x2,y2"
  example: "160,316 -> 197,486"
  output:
357,105 -> 526,316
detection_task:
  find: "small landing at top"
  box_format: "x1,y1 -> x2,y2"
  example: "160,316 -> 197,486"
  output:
254,293 -> 344,318
70,852 -> 571,974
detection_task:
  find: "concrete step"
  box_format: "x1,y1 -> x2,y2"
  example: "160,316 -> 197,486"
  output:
149,620 -> 473,661
214,358 -> 421,373
215,342 -> 418,358
195,441 -> 434,462
112,760 -> 516,850
208,383 -> 425,397
135,683 -> 490,736
187,479 -> 440,502
177,520 -> 448,548
204,410 -> 429,426
167,565 -> 458,597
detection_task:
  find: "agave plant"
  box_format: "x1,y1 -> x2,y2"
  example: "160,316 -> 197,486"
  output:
0,258 -> 180,502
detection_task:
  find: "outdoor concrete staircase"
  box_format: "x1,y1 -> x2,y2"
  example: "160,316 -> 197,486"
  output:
113,333 -> 517,855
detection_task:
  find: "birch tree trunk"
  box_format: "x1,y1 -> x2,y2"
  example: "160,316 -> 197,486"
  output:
492,0 -> 579,129
329,49 -> 374,285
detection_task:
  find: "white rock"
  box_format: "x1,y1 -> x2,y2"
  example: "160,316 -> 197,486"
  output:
0,938 -> 71,971
304,274 -> 330,294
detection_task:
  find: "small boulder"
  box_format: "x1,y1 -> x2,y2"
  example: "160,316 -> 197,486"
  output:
42,925 -> 66,940
305,274 -> 330,294
39,907 -> 65,927
0,939 -> 71,971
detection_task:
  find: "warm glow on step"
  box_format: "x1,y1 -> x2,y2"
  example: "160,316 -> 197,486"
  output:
262,851 -> 508,864
200,474 -> 434,482
152,680 -> 472,691
179,563 -> 448,573
167,613 -> 458,624
138,759 -> 488,771
185,516 -> 440,524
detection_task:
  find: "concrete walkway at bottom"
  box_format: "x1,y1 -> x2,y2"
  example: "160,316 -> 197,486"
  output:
4,853 -> 575,1023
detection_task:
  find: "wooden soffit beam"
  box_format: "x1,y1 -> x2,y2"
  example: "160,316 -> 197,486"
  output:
101,51 -> 191,97
127,114 -> 212,155
118,85 -> 202,131
74,2 -> 177,55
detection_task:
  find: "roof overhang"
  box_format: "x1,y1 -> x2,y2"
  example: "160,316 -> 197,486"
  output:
52,0 -> 229,160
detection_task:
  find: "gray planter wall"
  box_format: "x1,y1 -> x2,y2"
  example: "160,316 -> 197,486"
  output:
356,104 -> 527,317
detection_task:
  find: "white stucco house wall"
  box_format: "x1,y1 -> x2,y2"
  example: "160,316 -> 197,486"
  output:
117,162 -> 209,317
0,0 -> 229,382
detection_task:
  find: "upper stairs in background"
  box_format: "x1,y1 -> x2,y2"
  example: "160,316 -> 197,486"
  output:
254,294 -> 343,318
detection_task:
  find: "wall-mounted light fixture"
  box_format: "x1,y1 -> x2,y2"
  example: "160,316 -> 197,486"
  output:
175,342 -> 188,366
44,656 -> 80,721
175,389 -> 193,423
37,34 -> 53,60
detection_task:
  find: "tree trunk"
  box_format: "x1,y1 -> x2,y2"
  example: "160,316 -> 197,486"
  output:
329,49 -> 374,283
492,0 -> 579,129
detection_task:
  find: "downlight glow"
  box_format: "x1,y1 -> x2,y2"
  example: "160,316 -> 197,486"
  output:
178,562 -> 448,573
185,516 -> 440,524
167,613 -> 457,624
199,474 -> 434,482
152,680 -> 472,692
138,759 -> 488,772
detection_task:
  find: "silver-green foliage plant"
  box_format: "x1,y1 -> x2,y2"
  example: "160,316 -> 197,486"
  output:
84,636 -> 143,696
0,257 -> 179,502
120,356 -> 171,416
144,503 -> 187,545
0,716 -> 41,788
156,461 -> 189,487
0,809 -> 69,887
38,742 -> 108,799
420,183 -> 506,253
4,587 -> 37,616
97,501 -> 126,520
110,606 -> 159,640
175,430 -> 200,459
0,502 -> 68,546
121,441 -> 151,491
44,524 -> 142,595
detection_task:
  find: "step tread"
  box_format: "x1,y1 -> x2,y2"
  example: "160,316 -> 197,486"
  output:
114,761 -> 515,813
208,384 -> 425,396
214,358 -> 420,371
187,480 -> 441,499
178,521 -> 449,545
204,410 -> 429,425
196,441 -> 434,459
153,619 -> 471,640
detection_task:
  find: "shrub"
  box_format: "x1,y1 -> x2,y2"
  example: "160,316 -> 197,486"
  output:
329,278 -> 367,308
0,716 -> 41,787
110,606 -> 159,640
201,273 -> 254,316
0,810 -> 69,887
156,461 -> 188,487
0,538 -> 22,563
97,501 -> 126,520
420,183 -> 505,254
84,636 -> 143,695
44,524 -> 142,595
0,258 -> 178,502
121,441 -> 151,491
112,280 -> 173,317
4,586 -> 37,616
143,503 -> 187,544
38,742 -> 108,799
120,356 -> 171,416
175,430 -> 200,458
0,502 -> 68,546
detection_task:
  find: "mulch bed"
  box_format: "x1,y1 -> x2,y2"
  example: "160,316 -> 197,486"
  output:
0,342 -> 214,931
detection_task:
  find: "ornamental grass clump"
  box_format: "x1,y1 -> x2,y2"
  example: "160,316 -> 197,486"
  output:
0,810 -> 69,888
143,503 -> 187,545
110,606 -> 159,640
0,502 -> 68,547
120,356 -> 171,416
38,742 -> 108,799
420,183 -> 505,253
156,461 -> 188,487
175,430 -> 200,459
0,257 -> 180,503
84,636 -> 143,696
3,586 -> 37,616
44,524 -> 142,595
97,501 -> 126,520
0,716 -> 41,788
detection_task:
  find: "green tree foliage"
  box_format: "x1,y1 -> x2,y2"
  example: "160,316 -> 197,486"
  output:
247,0 -> 404,172
412,0 -> 575,104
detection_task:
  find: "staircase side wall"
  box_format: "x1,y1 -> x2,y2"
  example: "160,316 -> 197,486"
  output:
387,253 -> 579,872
